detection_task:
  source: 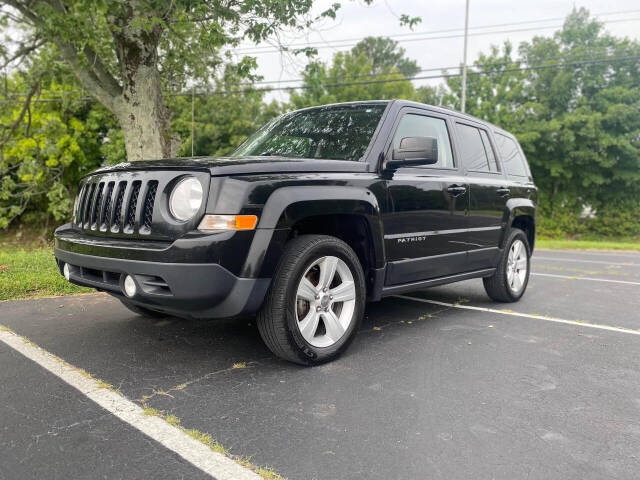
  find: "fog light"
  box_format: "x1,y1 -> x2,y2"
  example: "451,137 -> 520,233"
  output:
123,275 -> 137,297
63,263 -> 70,281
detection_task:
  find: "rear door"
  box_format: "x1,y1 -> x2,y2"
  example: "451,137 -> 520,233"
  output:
382,108 -> 469,284
454,121 -> 508,270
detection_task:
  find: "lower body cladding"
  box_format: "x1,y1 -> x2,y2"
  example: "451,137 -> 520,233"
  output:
54,249 -> 270,319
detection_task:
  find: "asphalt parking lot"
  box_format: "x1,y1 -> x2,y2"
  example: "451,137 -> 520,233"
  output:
2,248 -> 640,480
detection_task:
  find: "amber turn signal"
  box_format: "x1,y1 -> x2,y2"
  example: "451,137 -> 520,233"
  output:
198,214 -> 258,231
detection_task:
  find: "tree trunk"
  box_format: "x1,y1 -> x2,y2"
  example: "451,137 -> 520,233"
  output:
113,64 -> 174,161
109,11 -> 180,162
8,0 -> 180,162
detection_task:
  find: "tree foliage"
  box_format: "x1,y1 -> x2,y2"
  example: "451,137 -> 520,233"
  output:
351,36 -> 420,77
0,0 -> 354,161
170,74 -> 281,157
0,73 -> 111,228
1,0 -> 419,161
442,9 -> 640,236
289,37 -> 417,108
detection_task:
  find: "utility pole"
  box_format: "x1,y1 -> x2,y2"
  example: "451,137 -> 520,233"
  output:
191,86 -> 195,157
461,0 -> 470,113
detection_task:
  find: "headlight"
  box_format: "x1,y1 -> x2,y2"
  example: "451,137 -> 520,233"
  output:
169,177 -> 203,221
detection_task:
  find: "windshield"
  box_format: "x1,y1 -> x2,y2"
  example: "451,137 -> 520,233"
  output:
232,104 -> 387,161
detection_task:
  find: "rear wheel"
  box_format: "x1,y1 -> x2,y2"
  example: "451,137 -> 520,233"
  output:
257,235 -> 366,365
483,228 -> 531,302
119,299 -> 167,318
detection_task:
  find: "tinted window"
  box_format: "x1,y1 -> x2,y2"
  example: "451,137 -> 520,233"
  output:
456,123 -> 498,172
392,114 -> 454,168
233,104 -> 386,161
495,133 -> 529,177
479,130 -> 499,172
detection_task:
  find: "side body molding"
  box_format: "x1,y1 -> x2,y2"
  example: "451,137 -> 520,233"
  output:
241,186 -> 385,278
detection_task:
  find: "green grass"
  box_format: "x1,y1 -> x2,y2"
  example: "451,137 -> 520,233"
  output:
537,238 -> 640,252
0,246 -> 91,301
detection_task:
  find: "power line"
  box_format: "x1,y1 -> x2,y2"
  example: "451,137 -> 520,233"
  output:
1,54 -> 637,104
234,12 -> 640,55
210,54 -> 640,95
249,52 -> 640,86
461,0 -> 471,113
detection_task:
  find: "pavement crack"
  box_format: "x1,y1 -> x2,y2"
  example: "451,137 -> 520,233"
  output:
139,362 -> 258,407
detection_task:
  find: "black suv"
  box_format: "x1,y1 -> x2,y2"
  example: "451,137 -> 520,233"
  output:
55,100 -> 536,365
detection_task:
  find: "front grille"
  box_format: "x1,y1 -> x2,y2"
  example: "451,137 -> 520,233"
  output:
72,170 -> 207,239
76,177 -> 155,236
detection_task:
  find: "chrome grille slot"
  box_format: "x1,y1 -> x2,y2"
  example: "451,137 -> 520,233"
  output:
100,182 -> 115,231
112,181 -> 127,232
83,183 -> 96,227
75,184 -> 86,224
141,181 -> 158,233
125,181 -> 141,232
91,182 -> 104,230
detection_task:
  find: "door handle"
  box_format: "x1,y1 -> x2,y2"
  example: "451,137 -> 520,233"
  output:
446,185 -> 467,197
496,187 -> 510,197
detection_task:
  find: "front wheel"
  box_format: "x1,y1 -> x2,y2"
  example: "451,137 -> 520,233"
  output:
257,235 -> 366,365
483,228 -> 531,302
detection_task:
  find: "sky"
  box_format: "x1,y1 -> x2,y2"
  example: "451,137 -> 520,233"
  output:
233,0 -> 640,103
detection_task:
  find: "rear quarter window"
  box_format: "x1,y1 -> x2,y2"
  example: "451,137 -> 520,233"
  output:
495,133 -> 529,178
455,123 -> 499,173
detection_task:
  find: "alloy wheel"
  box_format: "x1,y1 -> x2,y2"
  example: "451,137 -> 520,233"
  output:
295,255 -> 357,348
506,239 -> 528,293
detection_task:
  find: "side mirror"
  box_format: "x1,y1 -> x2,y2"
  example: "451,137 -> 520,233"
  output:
387,136 -> 438,169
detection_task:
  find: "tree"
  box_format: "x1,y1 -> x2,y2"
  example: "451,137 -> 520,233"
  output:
170,71 -> 282,157
351,36 -> 420,77
289,38 -> 418,108
442,8 -> 640,236
0,1 -> 349,161
1,1 -> 420,162
0,72 -> 111,228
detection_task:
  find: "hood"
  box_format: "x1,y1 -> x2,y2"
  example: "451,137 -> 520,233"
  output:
92,156 -> 370,176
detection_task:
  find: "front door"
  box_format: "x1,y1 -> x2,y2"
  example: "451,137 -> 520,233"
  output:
454,121 -> 509,270
383,109 -> 469,285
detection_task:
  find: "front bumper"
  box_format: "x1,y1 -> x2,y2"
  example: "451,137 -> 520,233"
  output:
54,227 -> 270,319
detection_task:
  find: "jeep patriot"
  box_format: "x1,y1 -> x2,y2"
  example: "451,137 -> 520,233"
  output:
55,100 -> 537,364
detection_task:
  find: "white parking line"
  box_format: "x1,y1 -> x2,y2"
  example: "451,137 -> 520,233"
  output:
394,295 -> 640,337
536,249 -> 640,258
0,328 -> 260,480
531,272 -> 640,286
534,256 -> 640,267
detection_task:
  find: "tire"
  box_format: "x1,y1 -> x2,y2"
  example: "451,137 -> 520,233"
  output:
483,228 -> 531,302
256,235 -> 366,365
119,299 -> 168,318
